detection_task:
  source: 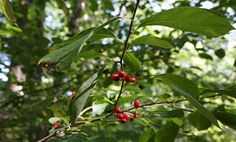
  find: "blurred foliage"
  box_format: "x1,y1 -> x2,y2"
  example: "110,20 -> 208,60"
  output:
0,0 -> 236,142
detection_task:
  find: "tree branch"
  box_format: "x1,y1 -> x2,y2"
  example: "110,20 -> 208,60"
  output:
38,95 -> 220,141
37,132 -> 56,142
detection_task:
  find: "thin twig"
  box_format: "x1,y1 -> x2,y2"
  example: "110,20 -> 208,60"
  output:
120,0 -> 140,70
113,0 -> 140,113
113,80 -> 125,112
37,132 -> 56,142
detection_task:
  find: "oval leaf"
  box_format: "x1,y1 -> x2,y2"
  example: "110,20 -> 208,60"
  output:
199,53 -> 213,60
131,35 -> 173,49
89,28 -> 120,42
159,109 -> 184,118
38,31 -> 94,70
155,121 -> 179,142
215,49 -> 225,58
79,52 -> 110,60
48,117 -> 61,124
213,111 -> 236,130
38,17 -> 120,70
189,111 -> 211,130
124,53 -> 141,71
159,74 -> 220,128
139,7 -> 234,37
92,103 -> 108,116
0,0 -> 16,24
69,67 -> 105,125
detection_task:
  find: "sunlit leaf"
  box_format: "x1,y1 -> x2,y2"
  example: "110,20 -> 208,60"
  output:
48,117 -> 61,124
139,7 -> 234,37
131,35 -> 173,49
79,52 -> 110,60
0,0 -> 16,24
90,28 -> 120,42
124,52 -> 141,71
92,103 -> 108,116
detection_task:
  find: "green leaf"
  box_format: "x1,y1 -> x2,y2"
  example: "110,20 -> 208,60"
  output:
90,28 -> 120,42
159,74 -> 220,128
188,111 -> 211,130
88,0 -> 98,12
69,67 -> 105,125
101,0 -> 114,11
139,128 -> 155,142
38,17 -> 120,70
203,86 -> 236,98
199,53 -> 213,60
159,74 -> 199,99
215,49 -> 225,58
56,0 -> 69,15
131,35 -> 173,49
213,111 -> 236,130
92,103 -> 108,116
124,53 -> 141,71
97,17 -> 120,28
5,23 -> 22,32
0,39 -> 2,50
234,59 -> 236,67
79,52 -> 110,60
48,117 -> 61,124
159,109 -> 184,118
0,0 -> 16,24
39,30 -> 94,70
154,121 -> 179,142
139,7 -> 234,37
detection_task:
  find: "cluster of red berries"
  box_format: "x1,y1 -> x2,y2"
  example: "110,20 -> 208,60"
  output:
114,100 -> 140,124
112,71 -> 136,82
52,121 -> 60,128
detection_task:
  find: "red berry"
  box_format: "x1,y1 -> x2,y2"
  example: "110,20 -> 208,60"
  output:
114,107 -> 121,113
53,121 -> 60,128
134,100 -> 140,108
120,118 -> 127,123
116,113 -> 123,119
129,77 -> 136,82
112,74 -> 120,81
118,71 -> 126,78
123,113 -> 129,120
124,75 -> 131,82
125,75 -> 136,83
